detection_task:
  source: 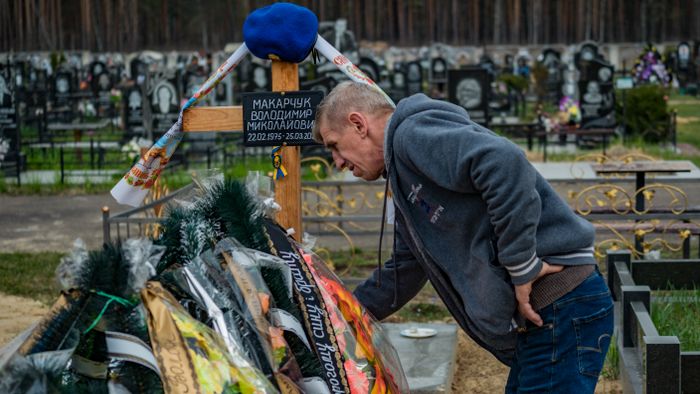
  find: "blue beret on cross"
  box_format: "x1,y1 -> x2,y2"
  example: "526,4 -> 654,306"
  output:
243,2 -> 319,63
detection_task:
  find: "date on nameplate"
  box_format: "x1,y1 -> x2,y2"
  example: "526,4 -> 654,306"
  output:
242,90 -> 323,147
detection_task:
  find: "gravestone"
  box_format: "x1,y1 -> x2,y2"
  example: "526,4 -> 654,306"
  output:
124,87 -> 145,135
300,75 -> 337,97
430,57 -> 448,83
561,63 -> 579,101
0,65 -> 13,112
538,48 -> 563,104
246,63 -> 272,93
389,68 -> 409,102
515,55 -> 531,79
0,64 -> 20,176
478,54 -> 497,77
49,70 -> 76,123
182,70 -> 207,100
28,66 -> 48,93
130,58 -> 149,86
149,75 -> 180,133
358,56 -> 381,84
406,61 -> 423,95
12,61 -> 25,90
502,54 -> 515,75
52,71 -> 74,106
212,76 -> 232,106
575,41 -> 602,68
93,71 -> 114,116
429,57 -> 448,99
448,67 -> 491,123
89,61 -> 107,83
674,42 -> 696,92
578,58 -> 615,129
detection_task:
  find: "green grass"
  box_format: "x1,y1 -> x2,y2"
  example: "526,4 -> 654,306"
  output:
669,94 -> 700,149
0,252 -> 64,305
601,335 -> 620,380
652,288 -> 700,351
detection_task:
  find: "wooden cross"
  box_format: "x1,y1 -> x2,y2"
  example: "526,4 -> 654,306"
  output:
181,61 -> 302,240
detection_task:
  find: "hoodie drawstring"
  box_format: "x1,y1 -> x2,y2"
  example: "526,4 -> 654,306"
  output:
377,176 -> 399,309
377,177 -> 389,288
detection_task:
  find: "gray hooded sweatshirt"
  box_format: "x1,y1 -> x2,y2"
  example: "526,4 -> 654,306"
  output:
353,94 -> 596,364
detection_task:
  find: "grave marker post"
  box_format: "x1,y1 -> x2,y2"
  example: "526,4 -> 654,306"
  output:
182,60 -> 305,240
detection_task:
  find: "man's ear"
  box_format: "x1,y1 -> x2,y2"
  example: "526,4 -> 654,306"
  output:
347,112 -> 368,137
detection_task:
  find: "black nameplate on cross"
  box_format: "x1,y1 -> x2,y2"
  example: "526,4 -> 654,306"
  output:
242,90 -> 323,147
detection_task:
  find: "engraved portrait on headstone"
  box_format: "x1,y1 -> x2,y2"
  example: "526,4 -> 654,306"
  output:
448,67 -> 491,121
56,75 -> 70,95
247,64 -> 271,92
456,78 -> 482,108
430,57 -> 447,83
152,82 -> 177,115
13,62 -> 24,88
53,71 -> 73,106
91,61 -> 106,79
578,59 -> 615,128
149,77 -> 179,132
582,81 -> 603,104
0,66 -> 17,131
406,61 -> 423,95
97,72 -> 112,92
678,42 -> 691,70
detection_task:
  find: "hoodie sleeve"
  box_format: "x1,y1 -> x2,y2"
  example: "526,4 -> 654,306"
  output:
353,220 -> 428,320
393,103 -> 543,285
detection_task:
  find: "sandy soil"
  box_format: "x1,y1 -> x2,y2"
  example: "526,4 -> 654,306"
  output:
0,293 -> 49,347
0,293 -> 622,393
451,330 -> 622,393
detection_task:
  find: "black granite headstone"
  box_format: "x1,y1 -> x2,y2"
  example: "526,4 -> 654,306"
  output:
124,87 -> 145,133
358,57 -> 381,83
130,58 -> 148,86
389,69 -> 409,102
675,42 -> 694,89
213,77 -> 232,105
246,63 -> 271,93
578,59 -> 616,129
52,71 -> 74,105
149,76 -> 180,132
0,65 -> 17,130
406,61 -> 423,95
538,48 -> 563,104
0,64 -> 19,172
300,75 -> 337,97
575,42 -> 602,70
448,67 -> 491,121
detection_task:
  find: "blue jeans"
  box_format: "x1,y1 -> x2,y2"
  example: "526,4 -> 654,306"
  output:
505,269 -> 614,393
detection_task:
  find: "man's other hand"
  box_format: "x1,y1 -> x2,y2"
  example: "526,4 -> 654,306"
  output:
515,262 -> 564,326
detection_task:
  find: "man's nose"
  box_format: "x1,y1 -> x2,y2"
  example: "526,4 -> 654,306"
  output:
331,151 -> 345,169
